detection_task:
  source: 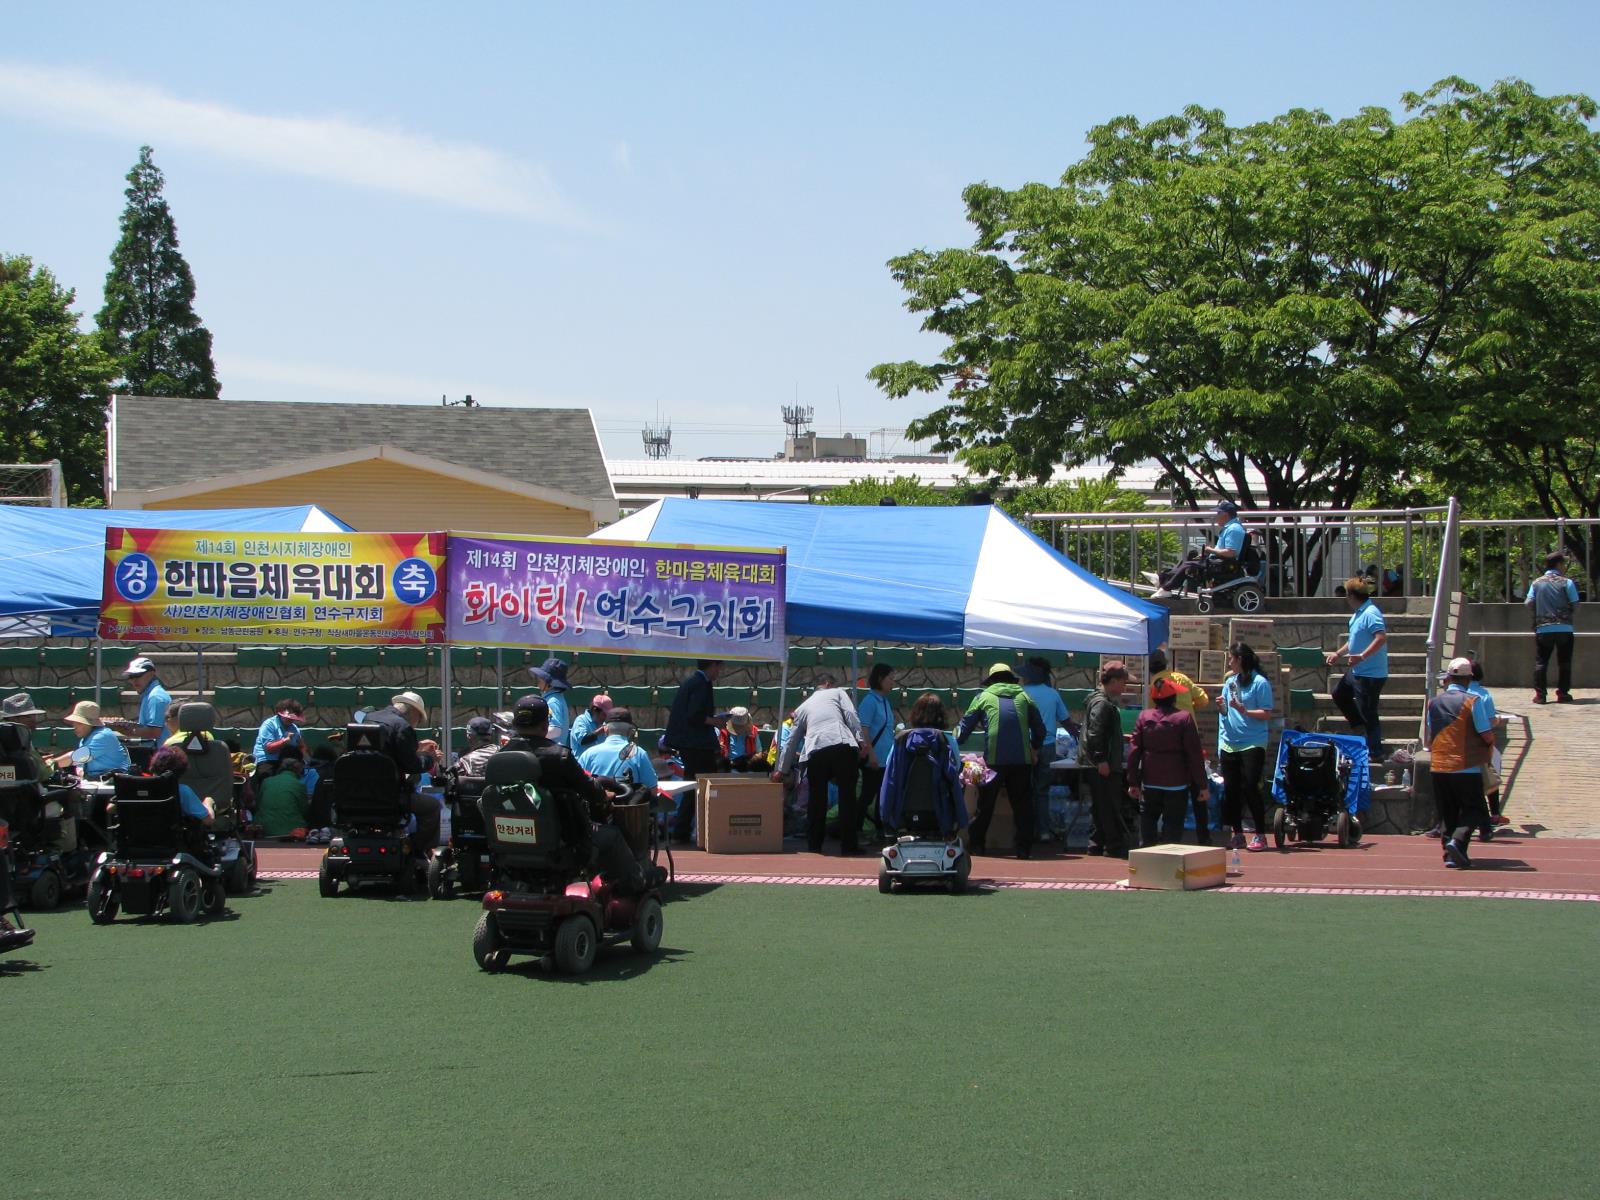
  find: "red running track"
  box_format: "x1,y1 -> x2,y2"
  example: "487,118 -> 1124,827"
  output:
257,832 -> 1600,901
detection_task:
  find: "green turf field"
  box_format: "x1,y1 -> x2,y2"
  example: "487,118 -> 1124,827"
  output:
7,882 -> 1598,1200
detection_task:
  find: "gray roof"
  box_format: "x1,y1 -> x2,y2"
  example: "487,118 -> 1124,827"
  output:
112,396 -> 614,501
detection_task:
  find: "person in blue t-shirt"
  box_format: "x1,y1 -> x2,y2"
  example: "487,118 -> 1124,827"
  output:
1526,550 -> 1580,703
1214,643 -> 1275,852
1020,657 -> 1072,838
1153,500 -> 1248,599
1326,577 -> 1389,762
53,700 -> 132,777
856,664 -> 898,839
149,745 -> 216,825
103,656 -> 172,743
577,709 -> 660,789
529,657 -> 572,745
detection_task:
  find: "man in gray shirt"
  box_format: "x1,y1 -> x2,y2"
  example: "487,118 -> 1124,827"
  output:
772,674 -> 871,854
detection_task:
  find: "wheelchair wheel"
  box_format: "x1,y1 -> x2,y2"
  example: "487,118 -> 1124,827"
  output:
554,914 -> 598,974
224,855 -> 250,895
86,874 -> 118,925
1195,596 -> 1214,614
1337,811 -> 1361,848
630,896 -> 663,954
29,870 -> 62,911
472,912 -> 509,972
317,857 -> 339,898
1232,586 -> 1265,614
427,854 -> 451,900
168,868 -> 202,923
1271,807 -> 1288,849
202,877 -> 226,916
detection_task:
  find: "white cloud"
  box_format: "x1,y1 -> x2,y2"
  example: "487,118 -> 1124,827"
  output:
0,62 -> 592,229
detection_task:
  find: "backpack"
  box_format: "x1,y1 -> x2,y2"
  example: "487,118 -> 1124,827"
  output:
896,730 -> 957,835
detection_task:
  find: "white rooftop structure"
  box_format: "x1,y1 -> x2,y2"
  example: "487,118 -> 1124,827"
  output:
607,457 -> 1198,507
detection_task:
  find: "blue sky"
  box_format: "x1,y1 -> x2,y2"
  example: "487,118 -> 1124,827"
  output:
4,1 -> 1595,461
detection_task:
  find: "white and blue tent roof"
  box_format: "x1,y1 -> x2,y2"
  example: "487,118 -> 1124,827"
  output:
595,499 -> 1168,655
0,505 -> 351,636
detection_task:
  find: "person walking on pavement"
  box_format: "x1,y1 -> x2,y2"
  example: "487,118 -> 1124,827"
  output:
1326,577 -> 1389,764
773,674 -> 871,854
1427,658 -> 1496,869
1526,550 -> 1580,704
1082,662 -> 1132,858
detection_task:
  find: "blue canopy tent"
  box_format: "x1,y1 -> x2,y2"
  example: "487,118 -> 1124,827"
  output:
0,505 -> 352,637
596,499 -> 1168,653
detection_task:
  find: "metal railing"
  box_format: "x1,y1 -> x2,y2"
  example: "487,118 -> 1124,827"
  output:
1460,517 -> 1600,602
1421,498 -> 1462,716
1024,506 -> 1453,599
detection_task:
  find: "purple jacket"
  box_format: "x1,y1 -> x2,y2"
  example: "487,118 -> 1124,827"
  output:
1125,706 -> 1205,793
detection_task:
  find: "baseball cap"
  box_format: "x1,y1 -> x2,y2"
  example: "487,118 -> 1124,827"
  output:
511,694 -> 549,728
590,694 -> 614,714
1151,676 -> 1189,701
465,716 -> 496,740
123,656 -> 157,676
1446,657 -> 1474,677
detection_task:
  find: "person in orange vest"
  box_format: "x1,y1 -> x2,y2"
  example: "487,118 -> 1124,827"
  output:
717,707 -> 762,771
1426,658 -> 1497,869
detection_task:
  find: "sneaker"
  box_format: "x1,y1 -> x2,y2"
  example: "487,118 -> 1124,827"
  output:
1424,824 -> 1444,839
1442,854 -> 1459,869
1491,814 -> 1511,827
1229,831 -> 1247,850
1557,692 -> 1574,703
1479,827 -> 1494,843
1443,839 -> 1470,869
1246,835 -> 1268,852
1150,587 -> 1174,600
1532,694 -> 1547,705
1141,571 -> 1161,585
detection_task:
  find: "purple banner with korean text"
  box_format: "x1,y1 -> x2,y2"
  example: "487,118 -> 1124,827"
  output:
446,533 -> 786,661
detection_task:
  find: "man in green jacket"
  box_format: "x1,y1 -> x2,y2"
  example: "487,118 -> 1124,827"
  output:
957,663 -> 1047,858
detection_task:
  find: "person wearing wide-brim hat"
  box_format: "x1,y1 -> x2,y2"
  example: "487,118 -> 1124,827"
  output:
1127,676 -> 1206,847
360,690 -> 441,852
718,705 -> 762,772
2,692 -> 52,781
529,657 -> 573,745
956,661 -> 1048,858
51,701 -> 131,777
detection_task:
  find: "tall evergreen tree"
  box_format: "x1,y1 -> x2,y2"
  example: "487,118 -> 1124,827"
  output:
96,145 -> 221,398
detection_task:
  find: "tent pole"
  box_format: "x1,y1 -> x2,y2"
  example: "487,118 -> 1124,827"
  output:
94,640 -> 103,707
196,645 -> 206,699
440,644 -> 452,763
495,648 -> 504,712
850,644 -> 859,701
776,651 -> 789,749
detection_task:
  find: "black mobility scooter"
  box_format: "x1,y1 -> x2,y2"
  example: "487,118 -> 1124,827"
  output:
427,771 -> 490,899
471,751 -> 664,975
87,771 -> 227,923
319,724 -> 427,897
173,702 -> 256,895
0,721 -> 94,909
1274,737 -> 1362,849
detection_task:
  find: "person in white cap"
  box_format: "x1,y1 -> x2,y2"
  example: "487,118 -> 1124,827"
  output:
51,701 -> 131,777
362,690 -> 441,850
1425,657 -> 1497,869
103,656 -> 172,742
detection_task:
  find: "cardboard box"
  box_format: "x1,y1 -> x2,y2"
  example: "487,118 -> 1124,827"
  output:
1199,650 -> 1229,682
1229,617 -> 1274,648
697,775 -> 784,853
1167,616 -> 1211,650
1170,648 -> 1202,678
964,782 -> 1015,848
1127,843 -> 1227,890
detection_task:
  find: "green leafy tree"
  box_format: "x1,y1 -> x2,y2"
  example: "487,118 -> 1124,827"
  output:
96,146 -> 220,398
814,475 -> 957,506
0,255 -> 118,503
870,78 -> 1598,522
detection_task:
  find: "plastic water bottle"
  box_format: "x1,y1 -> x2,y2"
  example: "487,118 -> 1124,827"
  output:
1401,768 -> 1412,790
1229,845 -> 1242,877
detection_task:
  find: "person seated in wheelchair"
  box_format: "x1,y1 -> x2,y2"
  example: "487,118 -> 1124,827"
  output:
878,693 -> 968,841
1152,499 -> 1251,599
576,708 -> 659,790
492,696 -> 644,894
112,747 -> 216,853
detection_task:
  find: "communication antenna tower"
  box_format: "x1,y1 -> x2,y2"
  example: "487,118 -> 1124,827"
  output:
641,422 -> 673,459
781,405 -> 814,440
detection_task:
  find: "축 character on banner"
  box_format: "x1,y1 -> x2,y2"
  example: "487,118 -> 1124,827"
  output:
447,534 -> 785,661
100,529 -> 446,644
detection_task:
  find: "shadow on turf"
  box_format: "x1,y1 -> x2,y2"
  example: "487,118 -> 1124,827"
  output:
0,955 -> 49,977
493,945 -> 693,984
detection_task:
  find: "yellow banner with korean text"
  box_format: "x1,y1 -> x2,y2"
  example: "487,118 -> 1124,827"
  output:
99,528 -> 446,644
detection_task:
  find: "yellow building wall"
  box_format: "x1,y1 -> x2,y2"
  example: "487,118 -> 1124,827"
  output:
140,458 -> 601,536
